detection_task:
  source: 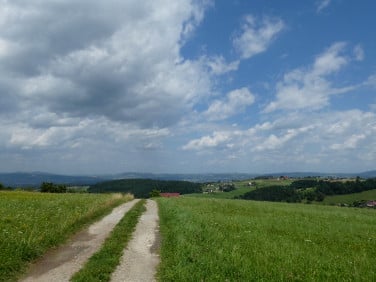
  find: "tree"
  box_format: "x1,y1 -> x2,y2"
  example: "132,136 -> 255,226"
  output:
315,191 -> 325,202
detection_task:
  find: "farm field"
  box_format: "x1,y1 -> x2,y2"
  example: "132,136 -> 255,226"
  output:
157,197 -> 376,281
0,191 -> 132,282
322,189 -> 376,205
186,186 -> 253,199
187,178 -> 292,199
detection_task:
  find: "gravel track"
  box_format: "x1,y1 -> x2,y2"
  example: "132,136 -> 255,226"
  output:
111,199 -> 160,282
19,199 -> 140,282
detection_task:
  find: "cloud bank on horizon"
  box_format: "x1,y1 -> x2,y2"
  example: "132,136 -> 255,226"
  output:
0,0 -> 375,174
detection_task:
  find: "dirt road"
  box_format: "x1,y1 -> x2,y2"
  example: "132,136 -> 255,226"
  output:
111,199 -> 160,282
20,199 -> 140,282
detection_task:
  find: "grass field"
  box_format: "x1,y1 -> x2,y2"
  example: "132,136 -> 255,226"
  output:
0,191 -> 132,282
322,189 -> 376,205
157,197 -> 376,281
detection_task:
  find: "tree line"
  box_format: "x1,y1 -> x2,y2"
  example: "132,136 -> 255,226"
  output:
240,178 -> 376,203
89,178 -> 202,198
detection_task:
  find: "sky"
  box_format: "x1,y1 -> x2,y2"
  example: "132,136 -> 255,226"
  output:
0,0 -> 376,175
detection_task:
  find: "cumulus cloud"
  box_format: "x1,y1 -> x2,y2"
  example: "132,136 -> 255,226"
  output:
0,0 -> 218,173
233,15 -> 284,59
204,88 -> 255,121
265,42 -> 356,112
0,0 -> 213,128
183,110 -> 376,171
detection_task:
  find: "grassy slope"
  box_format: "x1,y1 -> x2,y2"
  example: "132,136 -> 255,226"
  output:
0,191 -> 132,282
322,189 -> 376,205
186,179 -> 292,199
157,197 -> 376,281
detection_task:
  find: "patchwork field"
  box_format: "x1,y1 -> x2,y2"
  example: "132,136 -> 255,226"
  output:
0,191 -> 132,282
157,197 -> 376,281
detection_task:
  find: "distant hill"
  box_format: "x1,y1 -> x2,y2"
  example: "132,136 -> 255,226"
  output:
0,172 -> 105,188
1,170 -> 375,188
109,172 -> 258,182
357,170 -> 376,178
88,179 -> 202,198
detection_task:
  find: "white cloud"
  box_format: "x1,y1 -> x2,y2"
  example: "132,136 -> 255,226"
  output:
330,134 -> 366,150
182,131 -> 231,151
205,87 -> 255,121
316,0 -> 331,13
0,0 -> 217,173
353,44 -> 365,61
365,74 -> 376,88
183,109 -> 376,172
0,0 -> 213,128
265,42 -> 355,112
312,42 -> 348,75
252,127 -> 311,152
233,15 -> 284,59
202,55 -> 240,75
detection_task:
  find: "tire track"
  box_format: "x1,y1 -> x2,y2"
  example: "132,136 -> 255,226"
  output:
20,199 -> 140,282
111,199 -> 160,282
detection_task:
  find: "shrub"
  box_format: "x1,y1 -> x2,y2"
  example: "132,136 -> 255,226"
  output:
40,182 -> 67,193
149,189 -> 161,198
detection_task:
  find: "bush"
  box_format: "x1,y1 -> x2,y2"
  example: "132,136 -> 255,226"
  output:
149,189 -> 161,198
40,182 -> 67,193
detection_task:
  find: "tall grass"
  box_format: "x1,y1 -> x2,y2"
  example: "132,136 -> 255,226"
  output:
157,197 -> 376,281
0,191 -> 132,282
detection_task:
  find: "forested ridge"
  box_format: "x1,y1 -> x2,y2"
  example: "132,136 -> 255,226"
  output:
89,179 -> 202,198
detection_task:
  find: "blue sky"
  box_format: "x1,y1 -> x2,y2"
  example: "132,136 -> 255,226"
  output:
0,0 -> 375,174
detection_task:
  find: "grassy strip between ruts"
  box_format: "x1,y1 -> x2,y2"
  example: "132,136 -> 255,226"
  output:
0,191 -> 132,282
156,197 -> 376,281
71,199 -> 146,282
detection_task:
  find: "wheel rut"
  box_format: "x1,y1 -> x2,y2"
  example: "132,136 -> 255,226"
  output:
20,199 -> 141,282
111,199 -> 160,282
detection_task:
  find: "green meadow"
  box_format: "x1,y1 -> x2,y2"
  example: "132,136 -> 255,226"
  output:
322,189 -> 376,205
0,191 -> 132,282
157,197 -> 376,281
2,186 -> 376,282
